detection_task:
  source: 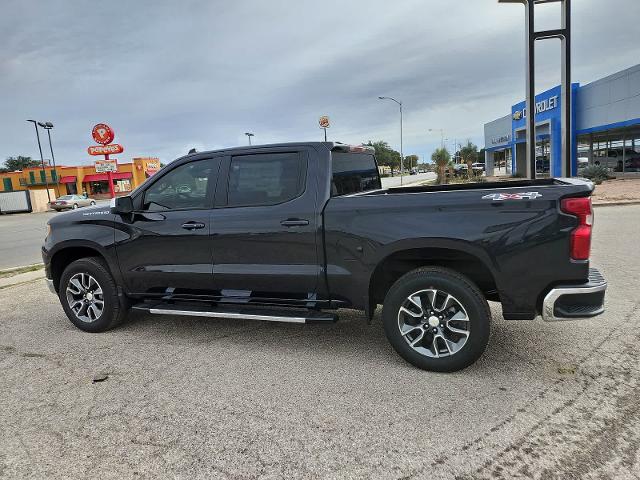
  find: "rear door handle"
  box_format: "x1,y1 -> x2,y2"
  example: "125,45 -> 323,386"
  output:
181,221 -> 206,230
280,218 -> 309,227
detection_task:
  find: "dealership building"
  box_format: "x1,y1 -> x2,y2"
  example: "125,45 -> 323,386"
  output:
484,63 -> 640,177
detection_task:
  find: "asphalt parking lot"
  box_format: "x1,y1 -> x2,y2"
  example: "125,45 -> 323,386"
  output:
1,205 -> 639,479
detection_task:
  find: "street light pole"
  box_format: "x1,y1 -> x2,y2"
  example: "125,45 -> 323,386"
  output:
39,122 -> 59,196
27,119 -> 51,202
245,132 -> 255,146
378,96 -> 404,185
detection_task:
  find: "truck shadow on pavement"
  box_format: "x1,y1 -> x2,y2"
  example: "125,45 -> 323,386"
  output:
115,306 -> 543,374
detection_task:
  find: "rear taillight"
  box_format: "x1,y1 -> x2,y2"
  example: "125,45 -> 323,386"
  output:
561,197 -> 593,260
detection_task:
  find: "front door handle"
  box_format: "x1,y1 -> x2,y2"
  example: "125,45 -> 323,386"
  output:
181,221 -> 206,230
280,218 -> 309,227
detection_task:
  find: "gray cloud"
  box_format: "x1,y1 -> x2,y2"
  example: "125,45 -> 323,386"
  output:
2,0 -> 639,165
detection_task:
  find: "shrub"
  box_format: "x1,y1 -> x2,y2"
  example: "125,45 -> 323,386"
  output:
580,164 -> 610,185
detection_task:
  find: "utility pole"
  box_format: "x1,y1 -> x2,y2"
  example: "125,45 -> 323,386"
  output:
39,122 -> 59,196
379,96 -> 404,185
27,120 -> 51,202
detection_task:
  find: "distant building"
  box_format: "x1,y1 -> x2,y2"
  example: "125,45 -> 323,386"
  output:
0,157 -> 161,199
483,64 -> 640,177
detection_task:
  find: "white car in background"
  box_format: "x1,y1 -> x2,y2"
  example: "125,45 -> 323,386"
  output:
49,194 -> 96,211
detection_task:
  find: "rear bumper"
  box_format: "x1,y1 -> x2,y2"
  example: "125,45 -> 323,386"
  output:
542,268 -> 607,322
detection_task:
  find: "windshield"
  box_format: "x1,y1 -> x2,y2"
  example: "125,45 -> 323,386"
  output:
58,195 -> 73,200
331,152 -> 381,196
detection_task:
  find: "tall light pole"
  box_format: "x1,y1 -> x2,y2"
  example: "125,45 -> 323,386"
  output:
27,119 -> 51,202
38,122 -> 59,196
378,96 -> 404,185
245,132 -> 255,145
429,128 -> 445,149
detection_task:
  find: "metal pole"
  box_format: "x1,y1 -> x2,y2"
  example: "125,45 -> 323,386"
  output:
323,128 -> 327,142
45,128 -> 59,196
561,0 -> 572,177
399,102 -> 404,186
525,0 -> 536,179
27,120 -> 51,202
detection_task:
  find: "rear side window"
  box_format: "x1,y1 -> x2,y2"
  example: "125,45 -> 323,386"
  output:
227,153 -> 305,207
331,152 -> 381,196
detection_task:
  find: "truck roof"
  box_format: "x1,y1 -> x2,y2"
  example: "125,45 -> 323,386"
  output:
182,142 -> 374,158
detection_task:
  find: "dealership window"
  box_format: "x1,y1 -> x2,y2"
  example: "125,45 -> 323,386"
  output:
227,153 -> 305,207
578,126 -> 640,176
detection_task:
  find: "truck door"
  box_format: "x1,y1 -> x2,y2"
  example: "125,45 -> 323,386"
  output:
114,157 -> 221,296
209,149 -> 320,299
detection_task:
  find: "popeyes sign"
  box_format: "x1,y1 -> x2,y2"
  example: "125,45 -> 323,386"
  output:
88,123 -> 124,156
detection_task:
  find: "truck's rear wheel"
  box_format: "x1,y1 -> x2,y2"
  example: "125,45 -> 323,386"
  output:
58,257 -> 128,332
382,267 -> 490,372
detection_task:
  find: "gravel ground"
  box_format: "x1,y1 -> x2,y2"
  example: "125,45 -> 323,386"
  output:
592,178 -> 640,204
0,206 -> 639,479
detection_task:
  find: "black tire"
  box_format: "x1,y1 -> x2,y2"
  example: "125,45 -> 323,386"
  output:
58,257 -> 128,333
72,203 -> 78,209
382,267 -> 491,372
90,201 -> 96,206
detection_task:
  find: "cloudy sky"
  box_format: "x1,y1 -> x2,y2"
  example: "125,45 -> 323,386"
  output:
2,0 -> 639,166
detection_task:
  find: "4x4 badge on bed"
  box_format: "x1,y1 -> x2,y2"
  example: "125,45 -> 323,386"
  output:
482,192 -> 542,201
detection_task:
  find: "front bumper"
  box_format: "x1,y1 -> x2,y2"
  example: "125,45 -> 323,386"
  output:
542,268 -> 607,322
45,278 -> 56,294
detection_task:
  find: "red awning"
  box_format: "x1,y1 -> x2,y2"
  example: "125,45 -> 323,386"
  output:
59,176 -> 77,183
83,174 -> 108,182
112,172 -> 132,180
82,172 -> 132,183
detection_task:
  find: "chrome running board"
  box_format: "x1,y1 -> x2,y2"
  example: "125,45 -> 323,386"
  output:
133,303 -> 338,324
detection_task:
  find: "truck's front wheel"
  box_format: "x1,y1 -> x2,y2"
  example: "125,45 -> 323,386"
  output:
58,257 -> 128,333
382,267 -> 490,372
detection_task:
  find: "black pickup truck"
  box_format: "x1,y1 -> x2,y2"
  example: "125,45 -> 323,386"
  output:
42,142 -> 607,372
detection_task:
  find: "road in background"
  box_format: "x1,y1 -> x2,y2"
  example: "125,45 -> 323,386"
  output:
381,171 -> 435,188
0,175 -> 436,270
0,201 -> 110,269
0,205 -> 638,479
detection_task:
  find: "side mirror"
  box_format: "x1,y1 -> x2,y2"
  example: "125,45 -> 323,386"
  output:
110,196 -> 134,215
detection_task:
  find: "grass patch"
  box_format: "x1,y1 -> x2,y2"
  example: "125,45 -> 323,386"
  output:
0,264 -> 44,279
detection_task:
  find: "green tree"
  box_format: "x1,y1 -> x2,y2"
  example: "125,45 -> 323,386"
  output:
459,140 -> 479,177
432,147 -> 451,184
364,140 -> 401,173
404,154 -> 419,171
2,156 -> 41,173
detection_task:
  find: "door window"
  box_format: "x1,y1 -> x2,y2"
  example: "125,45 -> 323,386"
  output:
143,159 -> 213,211
227,153 -> 304,207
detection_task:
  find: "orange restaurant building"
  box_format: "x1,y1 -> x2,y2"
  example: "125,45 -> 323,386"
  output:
0,158 -> 161,200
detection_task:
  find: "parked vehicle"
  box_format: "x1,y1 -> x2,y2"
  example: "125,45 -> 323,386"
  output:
594,148 -> 639,172
49,194 -> 96,211
42,142 -> 606,372
471,162 -> 485,173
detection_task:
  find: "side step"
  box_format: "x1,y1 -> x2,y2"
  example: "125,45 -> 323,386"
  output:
131,302 -> 338,324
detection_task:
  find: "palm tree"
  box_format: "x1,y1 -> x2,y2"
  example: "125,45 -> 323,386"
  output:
432,147 -> 451,184
459,140 -> 479,177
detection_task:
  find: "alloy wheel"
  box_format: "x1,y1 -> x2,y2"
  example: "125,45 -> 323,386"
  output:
65,272 -> 105,323
397,289 -> 470,358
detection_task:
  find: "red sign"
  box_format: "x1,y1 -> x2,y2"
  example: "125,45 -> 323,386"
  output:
319,116 -> 330,128
92,123 -> 115,145
88,144 -> 124,156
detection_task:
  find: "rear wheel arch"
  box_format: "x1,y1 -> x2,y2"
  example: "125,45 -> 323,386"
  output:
368,246 -> 499,310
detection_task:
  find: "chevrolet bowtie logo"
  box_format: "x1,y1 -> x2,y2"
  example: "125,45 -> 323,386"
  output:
513,110 -> 523,121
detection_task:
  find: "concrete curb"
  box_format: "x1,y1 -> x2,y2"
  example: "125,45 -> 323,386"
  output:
0,269 -> 46,289
0,263 -> 44,275
593,201 -> 640,207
